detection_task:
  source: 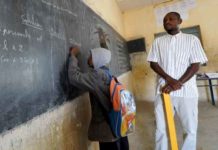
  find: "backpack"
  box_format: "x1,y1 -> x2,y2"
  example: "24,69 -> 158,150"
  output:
102,67 -> 136,138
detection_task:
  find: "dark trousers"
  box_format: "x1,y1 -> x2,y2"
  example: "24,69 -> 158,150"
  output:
99,136 -> 129,150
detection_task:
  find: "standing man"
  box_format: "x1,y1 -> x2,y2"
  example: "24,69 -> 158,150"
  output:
147,12 -> 208,150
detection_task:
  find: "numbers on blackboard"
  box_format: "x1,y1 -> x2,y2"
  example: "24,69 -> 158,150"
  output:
0,39 -> 24,54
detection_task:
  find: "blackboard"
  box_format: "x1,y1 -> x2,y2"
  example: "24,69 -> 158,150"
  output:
0,0 -> 131,133
127,38 -> 146,53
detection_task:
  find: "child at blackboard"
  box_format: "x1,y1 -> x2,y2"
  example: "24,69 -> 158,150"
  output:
68,47 -> 129,150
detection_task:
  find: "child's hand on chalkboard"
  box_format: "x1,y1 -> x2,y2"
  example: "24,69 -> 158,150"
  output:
70,47 -> 80,57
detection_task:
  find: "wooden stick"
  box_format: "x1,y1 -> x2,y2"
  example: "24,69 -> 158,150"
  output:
162,93 -> 179,150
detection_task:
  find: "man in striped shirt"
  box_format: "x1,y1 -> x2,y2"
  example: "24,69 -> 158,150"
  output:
147,12 -> 208,150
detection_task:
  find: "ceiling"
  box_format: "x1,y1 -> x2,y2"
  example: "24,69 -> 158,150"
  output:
116,0 -> 173,11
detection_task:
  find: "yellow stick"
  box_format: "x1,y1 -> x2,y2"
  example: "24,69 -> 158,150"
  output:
162,93 -> 179,150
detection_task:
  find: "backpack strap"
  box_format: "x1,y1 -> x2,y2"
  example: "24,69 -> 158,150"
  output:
100,66 -> 120,83
113,76 -> 119,83
100,66 -> 113,85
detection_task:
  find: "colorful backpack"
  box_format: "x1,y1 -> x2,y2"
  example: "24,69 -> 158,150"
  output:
102,68 -> 136,138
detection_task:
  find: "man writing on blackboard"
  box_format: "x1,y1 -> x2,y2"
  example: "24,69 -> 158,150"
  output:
147,12 -> 208,150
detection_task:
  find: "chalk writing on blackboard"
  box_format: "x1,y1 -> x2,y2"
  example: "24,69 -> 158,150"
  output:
21,14 -> 43,30
1,39 -> 24,53
95,27 -> 110,49
0,55 -> 39,65
36,35 -> 43,42
49,27 -> 65,40
1,28 -> 31,39
69,38 -> 81,47
41,0 -> 78,17
3,40 -> 8,51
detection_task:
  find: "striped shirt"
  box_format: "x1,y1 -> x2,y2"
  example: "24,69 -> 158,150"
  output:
147,32 -> 208,97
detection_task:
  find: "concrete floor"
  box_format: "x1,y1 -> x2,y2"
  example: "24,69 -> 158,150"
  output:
128,101 -> 218,150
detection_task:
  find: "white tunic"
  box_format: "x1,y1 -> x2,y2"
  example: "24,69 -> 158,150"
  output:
147,32 -> 208,97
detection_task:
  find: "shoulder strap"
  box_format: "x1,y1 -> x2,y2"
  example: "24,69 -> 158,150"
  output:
100,66 -> 113,84
113,76 -> 119,83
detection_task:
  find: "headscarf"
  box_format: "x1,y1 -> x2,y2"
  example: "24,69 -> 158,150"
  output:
90,48 -> 111,69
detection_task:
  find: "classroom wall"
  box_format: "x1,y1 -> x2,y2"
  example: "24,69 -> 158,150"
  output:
123,0 -> 218,101
0,1 -> 134,150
